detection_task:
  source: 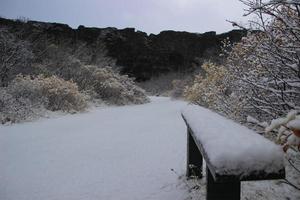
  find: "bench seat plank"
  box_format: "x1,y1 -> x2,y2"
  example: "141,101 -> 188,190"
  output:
182,105 -> 285,182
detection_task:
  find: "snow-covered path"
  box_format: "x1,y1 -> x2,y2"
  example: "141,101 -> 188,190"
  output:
0,97 -> 189,200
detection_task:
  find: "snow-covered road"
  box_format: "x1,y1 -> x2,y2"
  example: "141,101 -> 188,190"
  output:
0,97 -> 189,200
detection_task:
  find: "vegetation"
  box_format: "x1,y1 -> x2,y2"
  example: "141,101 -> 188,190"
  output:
183,0 -> 300,191
0,75 -> 88,124
0,28 -> 33,87
0,27 -> 149,124
185,0 -> 300,125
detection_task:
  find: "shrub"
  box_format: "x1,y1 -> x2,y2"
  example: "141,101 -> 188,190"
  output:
36,75 -> 87,112
89,66 -> 149,105
184,1 -> 300,128
225,1 -> 300,122
55,63 -> 149,105
184,63 -> 228,109
0,88 -> 46,124
0,75 -> 87,124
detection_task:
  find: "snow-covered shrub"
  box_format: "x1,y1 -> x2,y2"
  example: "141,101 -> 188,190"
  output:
0,29 -> 148,109
0,75 -> 87,123
7,75 -> 47,105
55,63 -> 149,105
184,62 -> 224,107
185,1 -> 300,124
183,62 -> 239,117
225,1 -> 300,122
0,88 -> 46,124
265,110 -> 300,152
37,75 -> 87,112
264,111 -> 300,191
84,66 -> 149,105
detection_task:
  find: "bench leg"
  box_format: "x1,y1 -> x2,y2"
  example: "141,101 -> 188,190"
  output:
186,128 -> 203,178
206,167 -> 240,200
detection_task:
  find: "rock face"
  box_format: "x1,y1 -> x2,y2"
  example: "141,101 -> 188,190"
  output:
0,17 -> 246,81
105,29 -> 246,81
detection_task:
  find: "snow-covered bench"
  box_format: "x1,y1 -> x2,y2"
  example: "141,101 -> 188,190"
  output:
181,105 -> 285,200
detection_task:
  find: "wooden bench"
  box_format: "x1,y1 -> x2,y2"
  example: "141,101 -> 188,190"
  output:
181,105 -> 285,200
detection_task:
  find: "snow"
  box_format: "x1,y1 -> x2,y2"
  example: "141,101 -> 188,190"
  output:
182,105 -> 285,177
265,117 -> 288,133
288,119 -> 300,130
0,97 -> 298,200
246,115 -> 260,124
266,110 -> 299,133
0,97 -> 188,200
287,134 -> 300,146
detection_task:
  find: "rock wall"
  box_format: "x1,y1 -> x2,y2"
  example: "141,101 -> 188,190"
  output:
0,17 -> 247,81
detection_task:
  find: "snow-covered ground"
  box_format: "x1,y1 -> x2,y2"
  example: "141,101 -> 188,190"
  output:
0,97 -> 299,200
0,97 -> 189,200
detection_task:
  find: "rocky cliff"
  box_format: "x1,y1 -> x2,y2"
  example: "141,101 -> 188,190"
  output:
0,17 -> 246,81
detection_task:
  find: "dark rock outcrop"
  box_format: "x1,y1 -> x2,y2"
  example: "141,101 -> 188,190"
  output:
0,17 -> 247,81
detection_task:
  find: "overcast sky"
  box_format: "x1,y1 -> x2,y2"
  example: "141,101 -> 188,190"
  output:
0,0 -> 249,34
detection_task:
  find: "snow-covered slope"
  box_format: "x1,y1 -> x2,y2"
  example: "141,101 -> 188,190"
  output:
0,97 -> 299,200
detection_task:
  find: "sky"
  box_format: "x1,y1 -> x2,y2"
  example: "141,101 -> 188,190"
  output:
0,0 -> 249,34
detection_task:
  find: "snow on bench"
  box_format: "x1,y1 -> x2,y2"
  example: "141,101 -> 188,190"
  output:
181,105 -> 285,200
